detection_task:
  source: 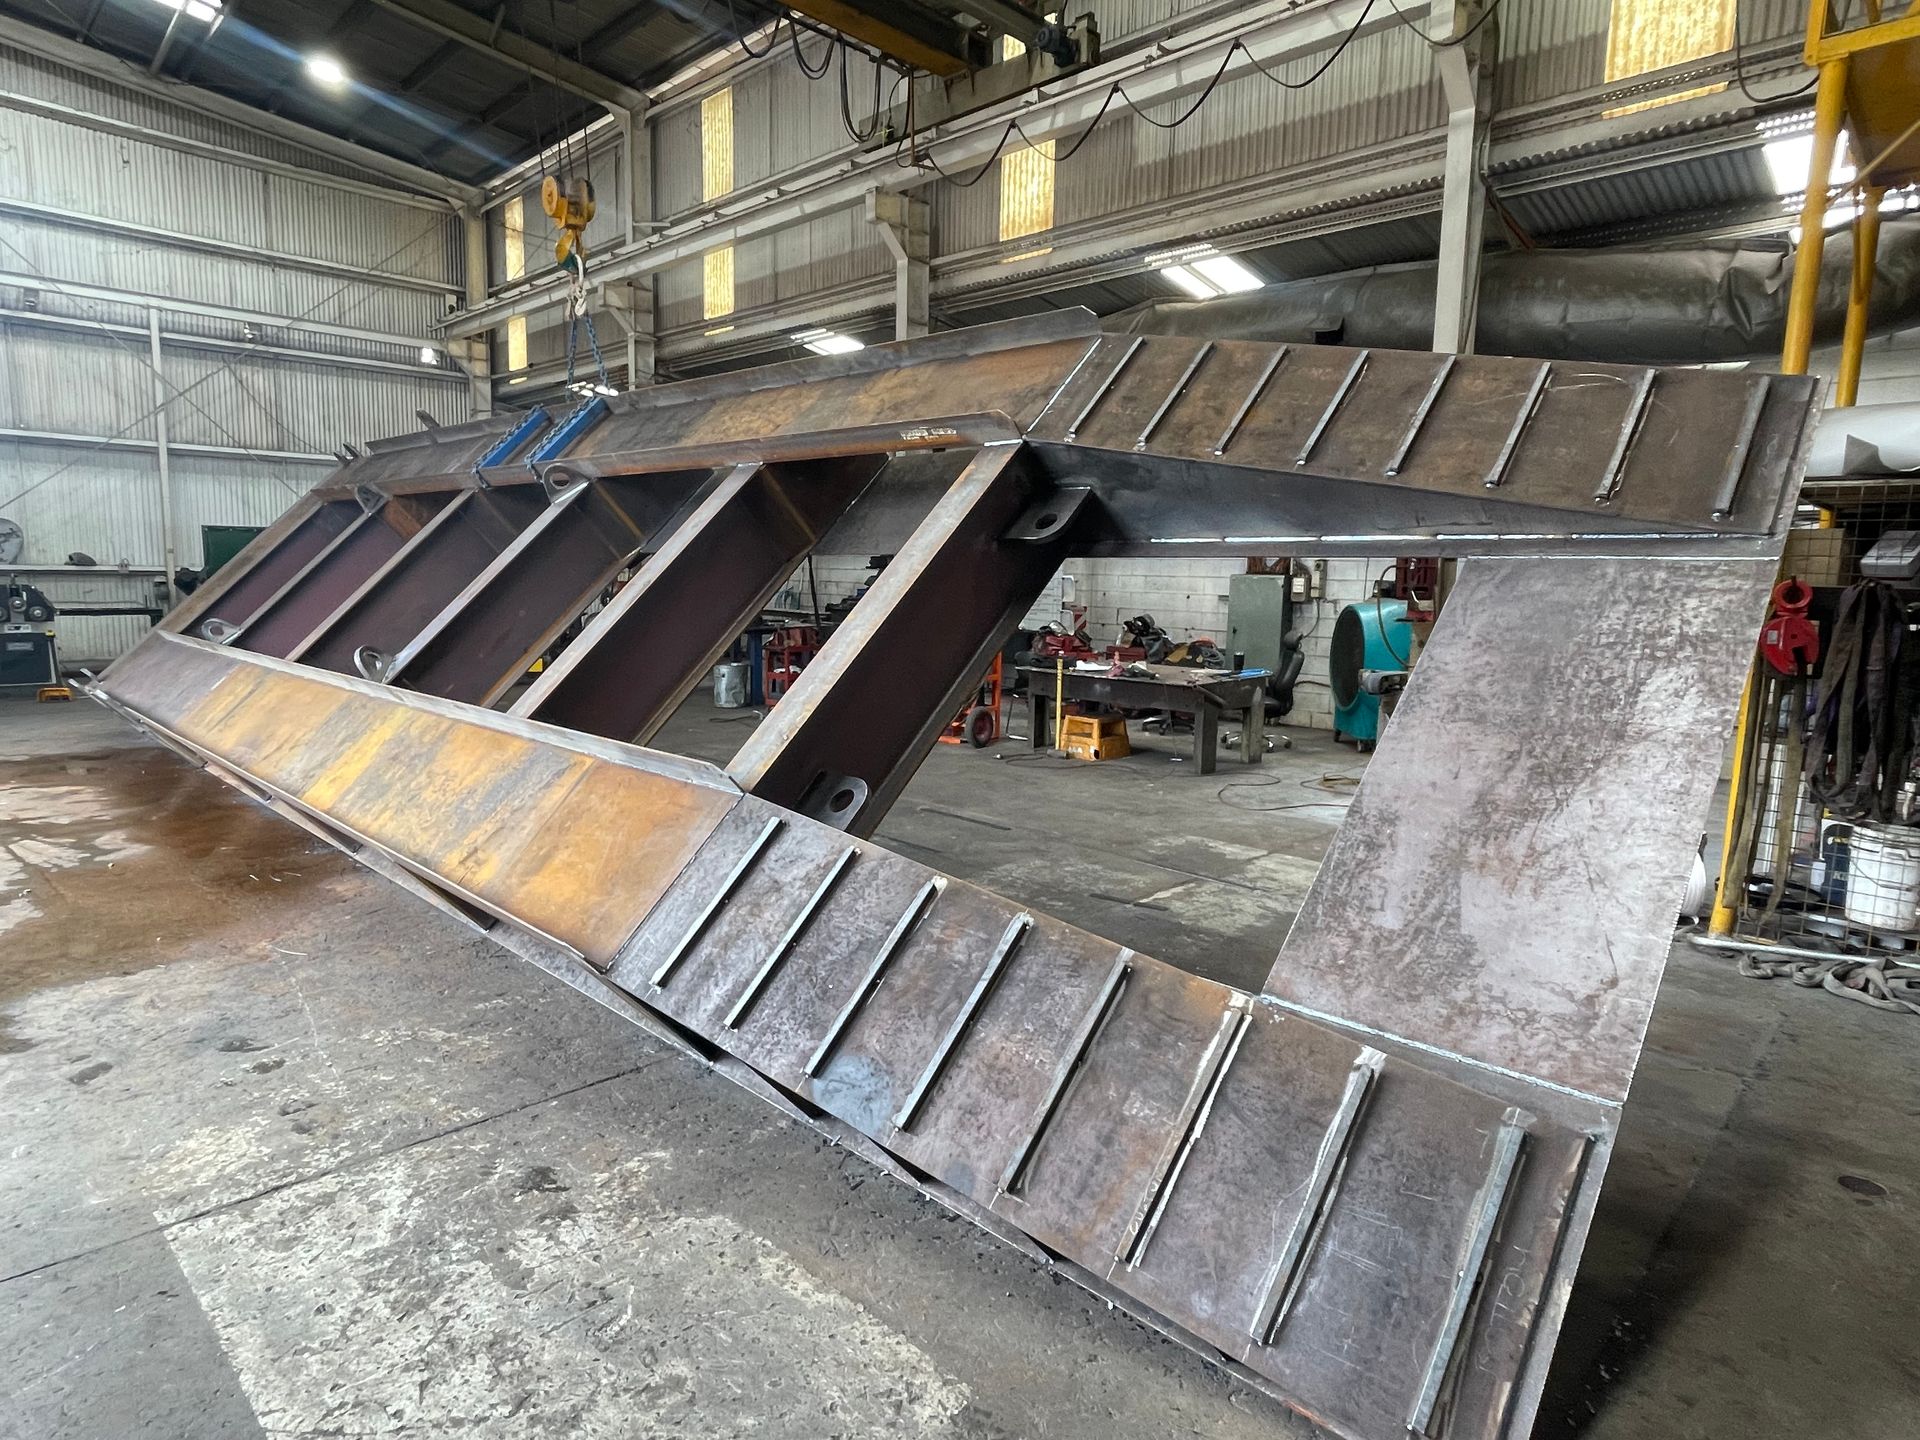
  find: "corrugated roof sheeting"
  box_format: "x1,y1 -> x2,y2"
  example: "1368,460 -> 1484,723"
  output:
1502,147 -> 1779,237
6,225 -> 442,341
656,256 -> 706,332
1240,214 -> 1446,279
1080,0 -> 1221,46
0,72 -> 457,285
169,453 -> 325,557
0,86 -> 458,352
153,347 -> 450,455
1,447 -> 294,571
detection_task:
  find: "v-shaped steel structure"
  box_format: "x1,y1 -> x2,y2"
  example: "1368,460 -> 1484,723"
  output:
94,311 -> 1817,1440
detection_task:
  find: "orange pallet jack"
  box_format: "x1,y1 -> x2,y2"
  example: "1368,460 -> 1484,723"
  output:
940,655 -> 1003,747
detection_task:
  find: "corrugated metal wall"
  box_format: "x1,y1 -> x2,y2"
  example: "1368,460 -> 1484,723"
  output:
0,42 -> 468,664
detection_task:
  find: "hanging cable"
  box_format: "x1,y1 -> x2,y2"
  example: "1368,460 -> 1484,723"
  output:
839,36 -> 890,144
725,0 -> 777,58
1117,40 -> 1239,130
1240,2 -> 1380,89
788,14 -> 834,79
1015,80 -> 1121,163
1378,0 -> 1504,48
1731,0 -> 1819,102
896,4 -> 1380,185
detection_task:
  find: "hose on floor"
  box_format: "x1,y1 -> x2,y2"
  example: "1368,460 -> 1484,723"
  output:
1737,951 -> 1920,1015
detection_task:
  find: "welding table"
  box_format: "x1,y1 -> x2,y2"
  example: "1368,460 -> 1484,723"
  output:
1020,664 -> 1270,775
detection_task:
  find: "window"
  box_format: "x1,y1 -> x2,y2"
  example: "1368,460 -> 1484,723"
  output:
1604,0 -> 1736,116
502,194 -> 528,374
702,86 -> 736,319
998,32 -> 1055,246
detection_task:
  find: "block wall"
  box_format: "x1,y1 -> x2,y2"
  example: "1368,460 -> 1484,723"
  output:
779,555 -> 1382,731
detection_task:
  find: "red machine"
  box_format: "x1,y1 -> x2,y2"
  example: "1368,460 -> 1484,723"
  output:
940,655 -> 1003,747
762,625 -> 819,704
1032,605 -> 1096,662
1759,577 -> 1820,676
1393,556 -> 1443,623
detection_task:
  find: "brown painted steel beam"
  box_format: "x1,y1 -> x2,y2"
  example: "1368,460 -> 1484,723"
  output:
229,494 -> 447,659
378,471 -> 713,705
286,485 -> 552,675
727,441 -> 1083,834
179,496 -> 360,643
511,455 -> 889,742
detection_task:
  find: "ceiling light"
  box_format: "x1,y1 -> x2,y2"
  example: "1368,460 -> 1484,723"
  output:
1763,129 -> 1854,197
418,346 -> 438,365
1190,254 -> 1264,294
306,54 -> 349,88
1149,244 -> 1263,298
792,327 -> 864,355
1158,264 -> 1217,299
153,0 -> 223,22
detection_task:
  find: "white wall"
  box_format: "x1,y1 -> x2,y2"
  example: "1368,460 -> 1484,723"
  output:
0,40 -> 467,661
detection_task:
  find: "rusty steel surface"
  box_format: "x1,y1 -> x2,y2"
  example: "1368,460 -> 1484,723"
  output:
93,312 -> 1822,1440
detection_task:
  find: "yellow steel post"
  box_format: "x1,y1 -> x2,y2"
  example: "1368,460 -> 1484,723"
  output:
1714,26 -> 1856,937
1708,667 -> 1760,936
1836,185 -> 1886,406
1780,58 -> 1852,375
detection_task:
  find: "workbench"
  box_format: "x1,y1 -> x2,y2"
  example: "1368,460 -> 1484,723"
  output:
1020,664 -> 1270,775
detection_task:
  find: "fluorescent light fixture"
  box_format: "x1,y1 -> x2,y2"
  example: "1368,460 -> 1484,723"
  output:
506,375 -> 528,386
1190,254 -> 1264,294
792,327 -> 864,355
153,0 -> 223,21
1159,265 -> 1217,299
306,54 -> 349,88
418,346 -> 438,365
1763,129 -> 1853,197
1149,244 -> 1264,298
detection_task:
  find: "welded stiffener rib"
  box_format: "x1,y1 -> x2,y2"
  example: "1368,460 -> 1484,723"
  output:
805,879 -> 942,1077
1250,1046 -> 1385,1347
96,311 -> 1823,1440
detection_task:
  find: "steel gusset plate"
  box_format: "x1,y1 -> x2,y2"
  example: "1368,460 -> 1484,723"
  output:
92,311 -> 1823,1440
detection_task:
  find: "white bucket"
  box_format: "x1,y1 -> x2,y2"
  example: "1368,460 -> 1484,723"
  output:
1843,821 -> 1920,932
711,660 -> 750,709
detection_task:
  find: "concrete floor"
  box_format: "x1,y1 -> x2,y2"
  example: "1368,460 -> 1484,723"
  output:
2,692 -> 1916,1439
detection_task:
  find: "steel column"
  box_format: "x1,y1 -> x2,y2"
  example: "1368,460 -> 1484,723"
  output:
727,442 -> 1079,834
1781,58 -> 1851,375
1431,0 -> 1495,355
1837,185 -> 1887,407
146,309 -> 178,604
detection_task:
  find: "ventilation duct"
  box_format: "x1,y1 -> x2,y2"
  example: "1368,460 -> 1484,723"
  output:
1109,220 -> 1920,366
